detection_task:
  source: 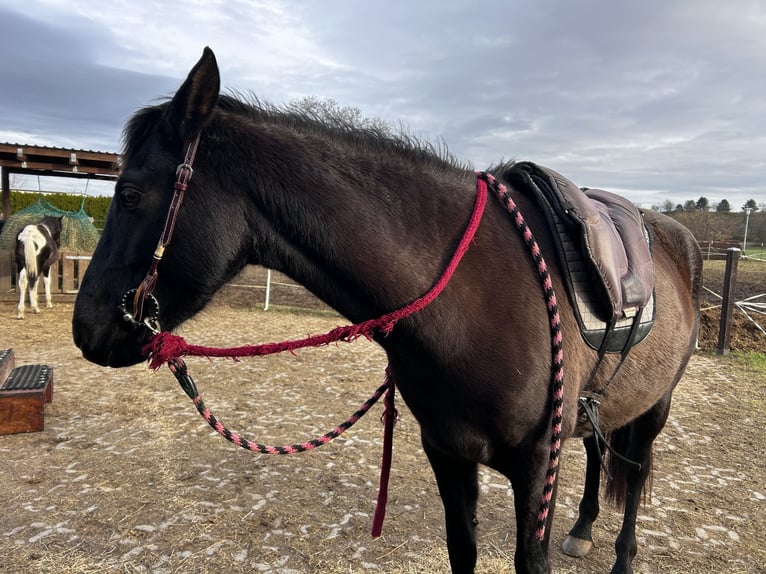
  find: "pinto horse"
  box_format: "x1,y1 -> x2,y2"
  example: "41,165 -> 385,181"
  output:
72,48 -> 701,574
16,215 -> 62,319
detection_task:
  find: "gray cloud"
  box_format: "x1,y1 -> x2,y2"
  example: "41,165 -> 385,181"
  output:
1,0 -> 764,209
0,8 -> 179,150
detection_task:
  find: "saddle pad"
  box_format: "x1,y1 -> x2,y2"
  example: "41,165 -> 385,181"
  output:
552,208 -> 655,351
506,162 -> 655,352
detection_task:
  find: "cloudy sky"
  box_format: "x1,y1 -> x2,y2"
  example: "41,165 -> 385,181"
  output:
1,0 -> 765,209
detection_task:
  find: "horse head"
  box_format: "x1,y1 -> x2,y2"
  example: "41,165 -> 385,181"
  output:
73,48 -> 250,367
40,215 -> 63,246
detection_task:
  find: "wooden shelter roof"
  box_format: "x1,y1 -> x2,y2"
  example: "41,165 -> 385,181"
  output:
0,142 -> 119,178
0,142 -> 120,220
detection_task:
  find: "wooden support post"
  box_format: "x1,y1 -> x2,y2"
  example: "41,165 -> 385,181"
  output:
716,248 -> 741,355
1,166 -> 9,221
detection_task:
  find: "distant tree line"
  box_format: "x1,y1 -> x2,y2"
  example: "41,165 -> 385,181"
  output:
6,191 -> 112,231
651,197 -> 763,214
655,197 -> 766,250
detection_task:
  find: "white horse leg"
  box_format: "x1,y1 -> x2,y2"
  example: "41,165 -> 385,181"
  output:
43,270 -> 54,308
29,276 -> 40,314
17,268 -> 28,319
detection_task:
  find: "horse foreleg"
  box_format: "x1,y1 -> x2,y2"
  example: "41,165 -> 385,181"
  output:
562,435 -> 603,557
17,269 -> 28,319
608,392 -> 672,574
423,439 -> 479,574
43,269 -> 54,308
497,443 -> 554,574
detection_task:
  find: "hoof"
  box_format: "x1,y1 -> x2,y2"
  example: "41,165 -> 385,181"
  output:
562,535 -> 593,558
33,308 -> 40,314
46,303 -> 54,309
17,314 -> 24,320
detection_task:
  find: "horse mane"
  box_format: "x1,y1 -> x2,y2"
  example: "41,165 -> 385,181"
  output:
121,92 -> 469,173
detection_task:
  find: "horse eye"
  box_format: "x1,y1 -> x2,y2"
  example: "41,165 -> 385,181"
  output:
120,186 -> 142,208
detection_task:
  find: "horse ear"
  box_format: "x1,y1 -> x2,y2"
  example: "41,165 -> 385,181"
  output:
167,46 -> 220,142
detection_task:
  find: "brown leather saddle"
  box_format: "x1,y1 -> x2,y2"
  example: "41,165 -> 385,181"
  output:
506,161 -> 655,352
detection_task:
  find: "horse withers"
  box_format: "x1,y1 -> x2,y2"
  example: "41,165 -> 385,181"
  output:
15,216 -> 63,319
72,48 -> 702,574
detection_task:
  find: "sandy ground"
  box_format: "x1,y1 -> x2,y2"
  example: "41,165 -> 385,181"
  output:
1,300 -> 765,574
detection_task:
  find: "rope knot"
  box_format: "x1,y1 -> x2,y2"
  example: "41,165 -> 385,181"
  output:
145,332 -> 190,370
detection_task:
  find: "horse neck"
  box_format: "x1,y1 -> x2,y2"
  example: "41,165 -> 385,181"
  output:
37,224 -> 52,240
226,125 -> 475,322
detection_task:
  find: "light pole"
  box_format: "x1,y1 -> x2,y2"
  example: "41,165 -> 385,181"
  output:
743,207 -> 753,254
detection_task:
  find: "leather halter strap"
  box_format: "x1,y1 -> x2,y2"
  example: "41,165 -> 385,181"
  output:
131,132 -> 202,322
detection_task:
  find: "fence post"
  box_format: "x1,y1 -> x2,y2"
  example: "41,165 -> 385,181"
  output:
716,248 -> 741,355
263,268 -> 271,311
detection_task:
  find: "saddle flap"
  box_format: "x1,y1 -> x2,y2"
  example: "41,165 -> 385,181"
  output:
583,188 -> 654,312
508,162 -> 654,321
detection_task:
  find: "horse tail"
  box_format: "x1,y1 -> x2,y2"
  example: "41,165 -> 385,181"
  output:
19,227 -> 41,283
603,425 -> 654,509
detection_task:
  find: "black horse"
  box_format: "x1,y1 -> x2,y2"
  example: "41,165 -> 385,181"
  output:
72,48 -> 701,574
16,215 -> 62,319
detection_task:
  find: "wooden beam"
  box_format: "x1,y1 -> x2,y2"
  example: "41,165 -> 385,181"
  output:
5,166 -> 117,181
0,143 -> 119,176
0,143 -> 117,162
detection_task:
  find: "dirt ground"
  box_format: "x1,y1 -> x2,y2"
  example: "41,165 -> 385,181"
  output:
697,258 -> 765,354
1,285 -> 765,573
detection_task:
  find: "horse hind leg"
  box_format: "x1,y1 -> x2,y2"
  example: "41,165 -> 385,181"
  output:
562,434 -> 603,558
28,276 -> 41,314
606,390 -> 674,574
43,269 -> 54,308
422,438 -> 480,574
17,268 -> 28,319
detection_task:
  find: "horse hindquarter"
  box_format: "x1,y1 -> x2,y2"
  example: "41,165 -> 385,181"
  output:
16,224 -> 59,317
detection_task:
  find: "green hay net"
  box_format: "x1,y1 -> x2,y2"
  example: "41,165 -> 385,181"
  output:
0,199 -> 100,252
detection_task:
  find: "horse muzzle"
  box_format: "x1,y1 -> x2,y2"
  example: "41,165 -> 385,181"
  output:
72,296 -> 156,368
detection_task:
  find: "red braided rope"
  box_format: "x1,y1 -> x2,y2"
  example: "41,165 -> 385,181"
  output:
145,180 -> 488,368
148,173 -> 563,543
146,177 -> 487,538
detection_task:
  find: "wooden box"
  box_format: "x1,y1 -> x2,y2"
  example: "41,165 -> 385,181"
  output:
0,364 -> 54,435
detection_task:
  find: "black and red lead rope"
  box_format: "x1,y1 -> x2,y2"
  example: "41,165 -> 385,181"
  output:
168,360 -> 397,536
141,154 -> 563,541
488,173 -> 565,540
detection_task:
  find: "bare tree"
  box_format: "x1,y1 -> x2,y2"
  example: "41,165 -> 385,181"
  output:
288,96 -> 392,133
